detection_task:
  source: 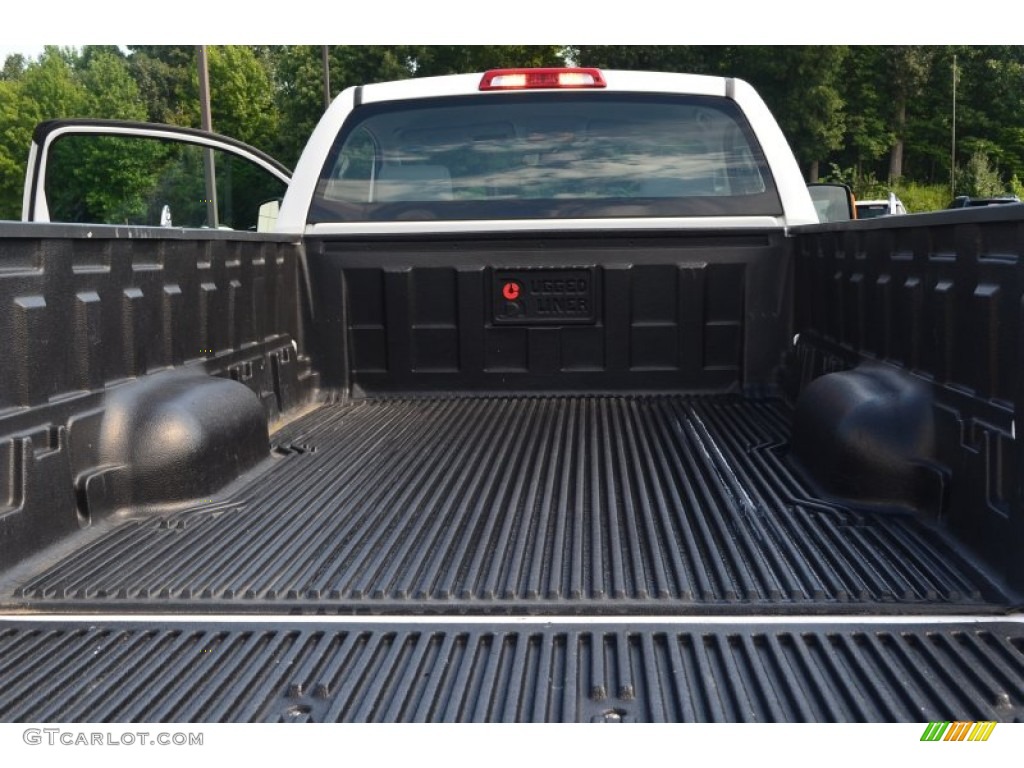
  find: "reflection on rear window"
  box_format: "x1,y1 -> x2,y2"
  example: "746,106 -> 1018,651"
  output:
309,93 -> 781,222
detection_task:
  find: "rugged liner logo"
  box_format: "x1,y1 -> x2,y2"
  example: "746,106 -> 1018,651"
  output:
493,268 -> 596,325
920,721 -> 997,741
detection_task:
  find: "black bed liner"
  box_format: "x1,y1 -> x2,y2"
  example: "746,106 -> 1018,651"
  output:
1,396 -> 1012,614
1,618 -> 1022,722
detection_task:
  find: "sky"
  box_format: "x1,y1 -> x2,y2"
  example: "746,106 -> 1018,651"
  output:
0,45 -> 43,62
2,0 -> 1013,57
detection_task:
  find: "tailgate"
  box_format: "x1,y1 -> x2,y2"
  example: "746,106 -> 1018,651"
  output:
1,616 -> 1021,722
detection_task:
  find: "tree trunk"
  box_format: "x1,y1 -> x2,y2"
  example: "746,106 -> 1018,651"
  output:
888,140 -> 904,183
888,97 -> 906,182
808,160 -> 819,182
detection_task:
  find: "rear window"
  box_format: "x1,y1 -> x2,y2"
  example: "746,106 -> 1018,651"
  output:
856,203 -> 889,219
309,92 -> 781,223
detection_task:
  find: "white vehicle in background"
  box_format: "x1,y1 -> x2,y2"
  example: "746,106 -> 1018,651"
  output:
855,191 -> 907,218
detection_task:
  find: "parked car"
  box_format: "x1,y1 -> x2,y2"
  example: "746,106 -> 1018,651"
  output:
855,192 -> 907,218
947,194 -> 1021,208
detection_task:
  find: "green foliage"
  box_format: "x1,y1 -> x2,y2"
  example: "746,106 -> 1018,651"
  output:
890,181 -> 949,213
820,164 -> 885,200
409,46 -> 564,76
206,46 -> 278,148
570,45 -> 713,73
880,46 -> 936,181
819,165 -> 952,213
1010,174 -> 1024,199
836,47 -> 892,170
959,149 -> 1008,197
729,46 -> 849,174
80,50 -> 147,120
1,54 -> 26,81
0,49 -> 90,219
0,79 -> 33,217
266,46 -> 332,167
263,46 -> 565,166
19,47 -> 88,120
127,46 -> 199,125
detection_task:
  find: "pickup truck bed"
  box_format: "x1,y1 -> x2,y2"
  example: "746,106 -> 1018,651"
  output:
2,209 -> 1024,722
2,391 -> 1021,723
1,394 -> 1007,613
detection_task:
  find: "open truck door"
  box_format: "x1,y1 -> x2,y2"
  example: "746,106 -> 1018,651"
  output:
22,119 -> 291,232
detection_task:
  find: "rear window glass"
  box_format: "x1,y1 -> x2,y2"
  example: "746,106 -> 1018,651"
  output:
309,92 -> 781,223
856,203 -> 889,219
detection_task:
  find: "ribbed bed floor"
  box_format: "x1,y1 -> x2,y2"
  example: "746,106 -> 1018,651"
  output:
2,619 -> 1022,722
2,396 -> 1009,612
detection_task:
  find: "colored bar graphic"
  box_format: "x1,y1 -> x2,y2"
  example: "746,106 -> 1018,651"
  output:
945,721 -> 970,741
921,721 -> 996,742
972,722 -> 997,741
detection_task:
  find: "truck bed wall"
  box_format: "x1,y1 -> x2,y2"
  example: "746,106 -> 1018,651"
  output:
0,224 -> 316,564
305,230 -> 792,396
789,205 -> 1024,588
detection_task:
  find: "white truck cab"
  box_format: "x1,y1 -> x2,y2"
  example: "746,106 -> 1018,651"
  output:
276,68 -> 819,235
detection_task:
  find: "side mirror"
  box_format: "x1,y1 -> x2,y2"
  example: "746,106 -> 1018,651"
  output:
807,182 -> 856,223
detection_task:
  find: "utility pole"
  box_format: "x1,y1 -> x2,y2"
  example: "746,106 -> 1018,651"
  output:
197,45 -> 218,228
951,54 -> 957,199
322,46 -> 331,112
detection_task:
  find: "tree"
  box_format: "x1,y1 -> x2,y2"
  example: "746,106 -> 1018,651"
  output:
1,54 -> 26,81
266,46 -> 335,166
960,149 -> 1006,197
18,46 -> 88,120
950,46 -> 1024,186
80,49 -> 148,120
727,46 -> 848,181
408,45 -> 564,76
569,45 -> 717,73
833,47 -> 892,178
0,78 -> 33,218
126,46 -> 199,126
206,46 -> 279,149
0,48 -> 88,220
881,46 -> 935,182
36,52 -> 159,224
266,46 -> 414,166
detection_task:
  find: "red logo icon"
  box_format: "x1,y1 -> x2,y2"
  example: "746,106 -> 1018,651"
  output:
502,282 -> 521,301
